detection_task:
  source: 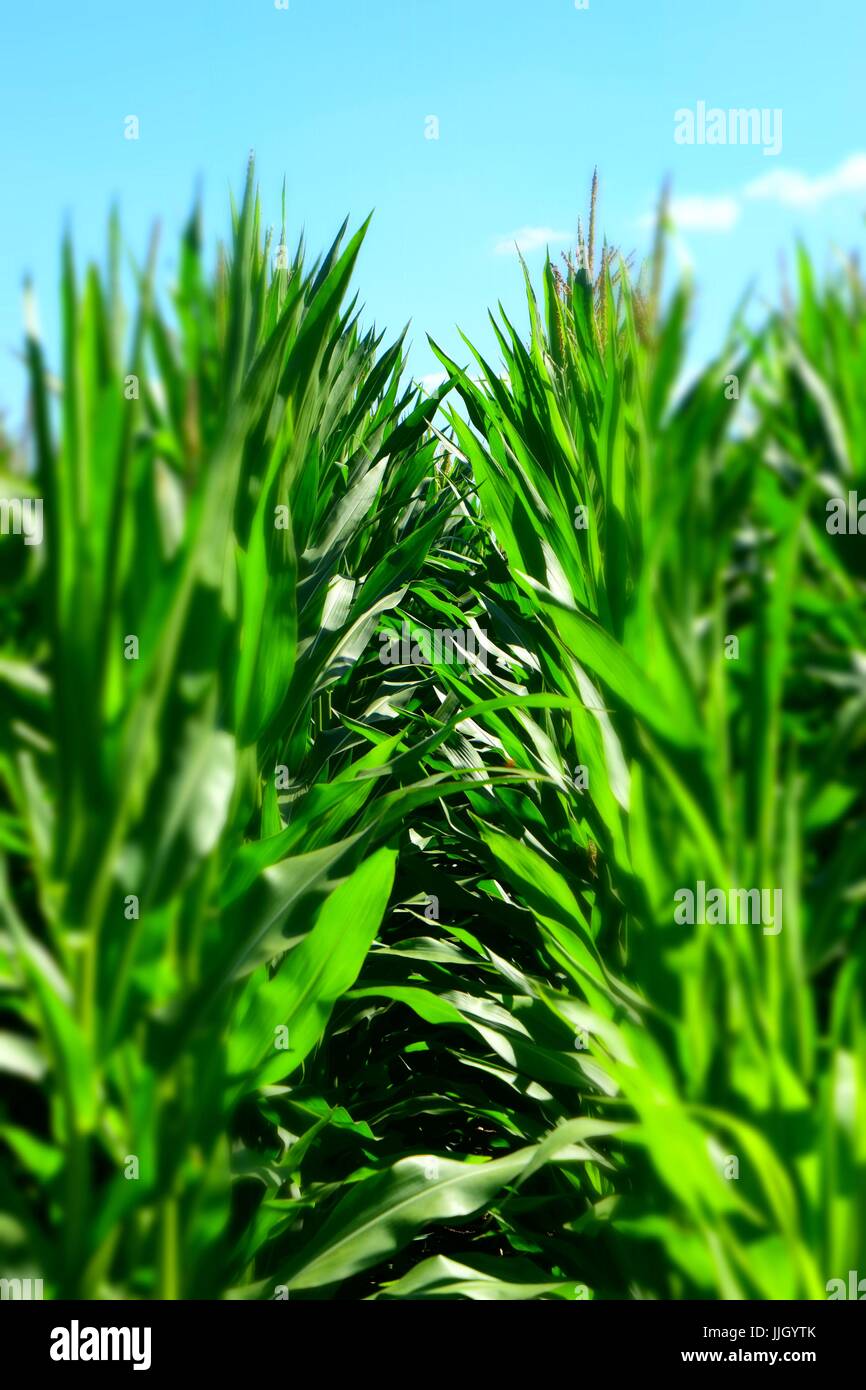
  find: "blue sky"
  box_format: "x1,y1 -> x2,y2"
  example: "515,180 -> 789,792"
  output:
1,0 -> 864,424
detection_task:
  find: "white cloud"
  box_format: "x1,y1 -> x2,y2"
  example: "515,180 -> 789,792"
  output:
640,195 -> 741,233
494,226 -> 572,255
633,152 -> 866,246
419,371 -> 448,395
745,152 -> 866,208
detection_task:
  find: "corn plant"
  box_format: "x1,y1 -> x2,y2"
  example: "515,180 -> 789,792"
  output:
416,225 -> 865,1297
0,162 -> 466,1298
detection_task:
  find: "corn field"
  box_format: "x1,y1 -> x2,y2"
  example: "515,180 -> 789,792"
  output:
0,163 -> 863,1302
